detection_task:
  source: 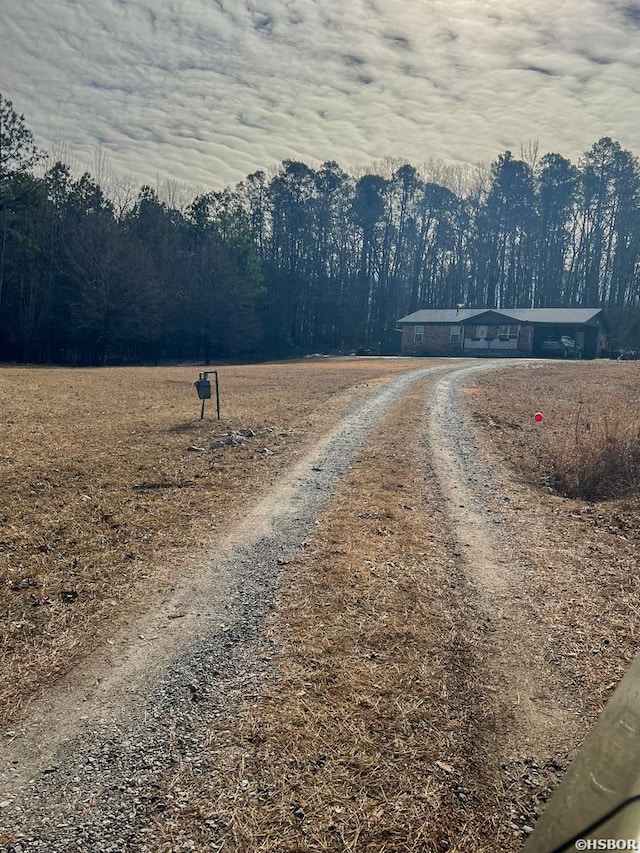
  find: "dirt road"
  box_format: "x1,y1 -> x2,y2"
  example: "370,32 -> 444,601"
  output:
0,360 -> 618,851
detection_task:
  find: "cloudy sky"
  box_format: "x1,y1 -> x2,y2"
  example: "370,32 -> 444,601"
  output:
2,0 -> 639,191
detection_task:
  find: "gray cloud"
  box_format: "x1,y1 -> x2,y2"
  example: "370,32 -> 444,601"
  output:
1,0 -> 639,191
612,1 -> 640,26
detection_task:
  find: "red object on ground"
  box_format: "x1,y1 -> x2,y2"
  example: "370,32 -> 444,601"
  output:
534,412 -> 543,423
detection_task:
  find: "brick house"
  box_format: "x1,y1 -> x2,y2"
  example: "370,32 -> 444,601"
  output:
397,308 -> 607,359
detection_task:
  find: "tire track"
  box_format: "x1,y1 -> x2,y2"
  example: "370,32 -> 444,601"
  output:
426,363 -> 575,769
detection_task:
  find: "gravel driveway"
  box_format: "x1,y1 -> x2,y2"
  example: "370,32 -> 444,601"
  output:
2,357 -> 592,853
1,361 -> 484,852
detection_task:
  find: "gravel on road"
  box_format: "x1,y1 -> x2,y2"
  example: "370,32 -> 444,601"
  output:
0,362 -> 468,853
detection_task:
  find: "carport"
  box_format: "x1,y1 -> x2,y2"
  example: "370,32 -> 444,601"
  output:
503,307 -> 606,359
531,323 -> 600,358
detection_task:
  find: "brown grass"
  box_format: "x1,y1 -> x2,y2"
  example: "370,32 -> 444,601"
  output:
146,377 -> 523,853
460,358 -> 640,719
7,358 -> 640,851
551,404 -> 640,500
135,359 -> 640,853
461,360 -> 640,498
0,357 -> 426,725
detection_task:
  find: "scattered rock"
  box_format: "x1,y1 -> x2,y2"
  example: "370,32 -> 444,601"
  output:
186,446 -> 205,452
227,433 -> 247,446
210,440 -> 225,450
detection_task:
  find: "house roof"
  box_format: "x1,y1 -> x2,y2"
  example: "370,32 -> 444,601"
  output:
397,307 -> 603,325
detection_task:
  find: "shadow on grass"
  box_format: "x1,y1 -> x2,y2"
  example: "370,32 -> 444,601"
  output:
166,420 -> 214,434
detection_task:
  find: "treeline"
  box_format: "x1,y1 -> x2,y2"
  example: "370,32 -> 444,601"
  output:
1,93 -> 640,364
0,97 -> 263,364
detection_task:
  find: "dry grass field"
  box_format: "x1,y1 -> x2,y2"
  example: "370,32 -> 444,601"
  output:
0,358 -> 425,725
461,359 -> 640,500
460,359 -> 640,745
4,357 -> 640,852
141,362 -> 640,853
141,358 -> 640,853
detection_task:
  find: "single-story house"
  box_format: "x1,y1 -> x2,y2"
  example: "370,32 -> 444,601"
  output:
396,307 -> 607,359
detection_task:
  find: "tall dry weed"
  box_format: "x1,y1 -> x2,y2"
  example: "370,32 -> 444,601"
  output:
552,403 -> 640,500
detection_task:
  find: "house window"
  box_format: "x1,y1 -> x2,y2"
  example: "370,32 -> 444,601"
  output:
450,326 -> 461,344
475,325 -> 487,339
499,325 -> 520,340
414,325 -> 424,343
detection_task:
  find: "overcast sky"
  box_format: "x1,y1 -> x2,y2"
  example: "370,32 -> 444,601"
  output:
2,0 -> 639,192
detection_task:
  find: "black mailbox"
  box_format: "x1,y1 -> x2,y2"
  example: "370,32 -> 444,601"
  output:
194,378 -> 212,400
194,370 -> 220,419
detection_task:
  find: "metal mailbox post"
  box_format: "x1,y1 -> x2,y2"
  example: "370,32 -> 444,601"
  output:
194,370 -> 220,420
